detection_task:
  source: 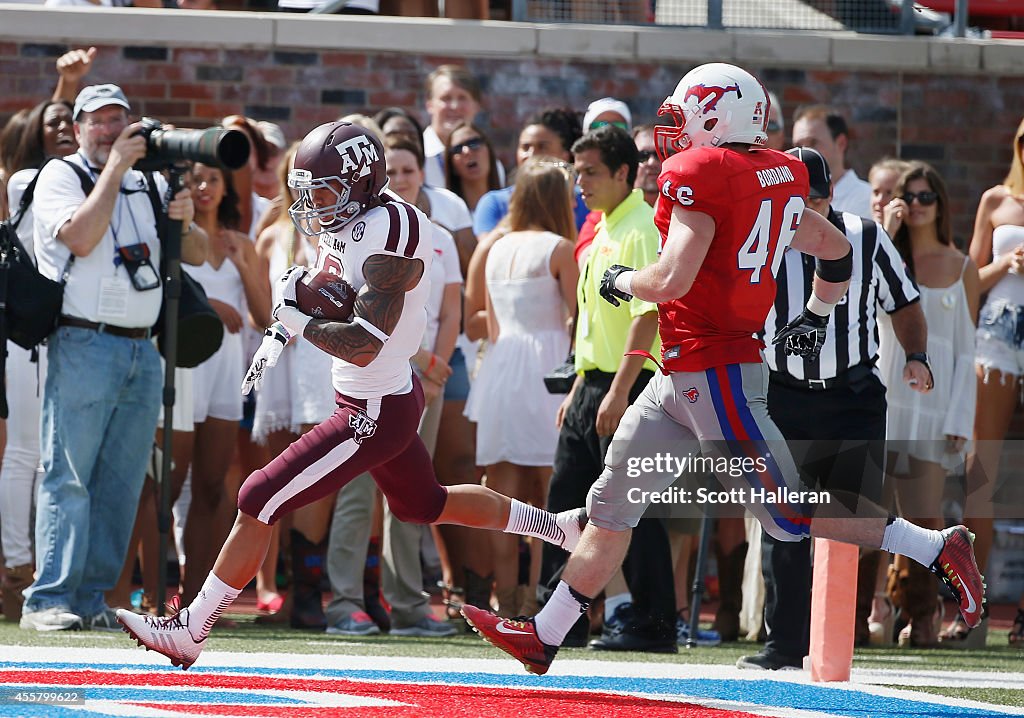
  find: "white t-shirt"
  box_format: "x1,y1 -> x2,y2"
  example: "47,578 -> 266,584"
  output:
421,185 -> 472,235
833,168 -> 872,218
424,224 -> 462,350
423,126 -> 447,190
33,152 -> 166,327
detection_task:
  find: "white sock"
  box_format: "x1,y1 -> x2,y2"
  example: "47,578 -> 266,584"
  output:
604,592 -> 632,621
880,518 -> 944,567
187,572 -> 241,641
535,581 -> 589,646
504,499 -> 564,546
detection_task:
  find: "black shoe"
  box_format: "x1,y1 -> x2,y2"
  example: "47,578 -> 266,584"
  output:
588,629 -> 677,654
736,650 -> 802,670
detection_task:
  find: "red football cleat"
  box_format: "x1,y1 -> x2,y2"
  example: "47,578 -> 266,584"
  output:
461,604 -> 558,675
930,525 -> 986,629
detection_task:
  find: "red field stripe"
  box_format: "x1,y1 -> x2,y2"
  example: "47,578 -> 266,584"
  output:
1,669 -> 769,718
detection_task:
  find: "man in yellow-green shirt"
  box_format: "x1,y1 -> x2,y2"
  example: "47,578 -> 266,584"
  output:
540,125 -> 675,652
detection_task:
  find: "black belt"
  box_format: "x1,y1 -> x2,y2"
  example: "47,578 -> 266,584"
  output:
583,368 -> 656,382
58,315 -> 152,340
769,362 -> 875,391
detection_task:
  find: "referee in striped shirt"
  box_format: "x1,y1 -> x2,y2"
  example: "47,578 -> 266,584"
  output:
738,147 -> 931,671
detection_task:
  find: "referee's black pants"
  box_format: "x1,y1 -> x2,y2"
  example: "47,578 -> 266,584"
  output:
539,369 -> 676,642
761,372 -> 887,660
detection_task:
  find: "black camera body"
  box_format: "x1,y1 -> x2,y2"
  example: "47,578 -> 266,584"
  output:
133,117 -> 250,172
543,353 -> 578,394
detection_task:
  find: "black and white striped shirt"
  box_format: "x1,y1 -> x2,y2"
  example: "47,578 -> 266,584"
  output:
764,210 -> 920,381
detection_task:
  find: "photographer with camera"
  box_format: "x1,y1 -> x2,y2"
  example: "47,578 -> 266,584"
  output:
20,84 -> 208,632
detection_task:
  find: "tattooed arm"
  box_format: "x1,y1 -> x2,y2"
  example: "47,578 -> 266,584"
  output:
302,253 -> 424,367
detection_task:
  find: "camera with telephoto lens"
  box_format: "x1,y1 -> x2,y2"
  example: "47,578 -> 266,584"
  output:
133,117 -> 250,172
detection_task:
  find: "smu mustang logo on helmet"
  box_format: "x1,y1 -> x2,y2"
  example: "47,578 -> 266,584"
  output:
335,135 -> 380,180
684,83 -> 741,115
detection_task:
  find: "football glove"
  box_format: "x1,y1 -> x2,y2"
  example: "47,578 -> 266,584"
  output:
241,322 -> 292,396
600,264 -> 635,307
772,309 -> 828,358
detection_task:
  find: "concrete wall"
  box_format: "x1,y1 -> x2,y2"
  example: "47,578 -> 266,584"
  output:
2,5 -> 1023,241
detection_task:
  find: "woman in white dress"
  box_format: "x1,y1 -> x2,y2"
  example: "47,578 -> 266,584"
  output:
877,161 -> 980,647
251,144 -> 337,623
962,117 -> 1024,646
178,162 -> 270,605
464,158 -> 579,615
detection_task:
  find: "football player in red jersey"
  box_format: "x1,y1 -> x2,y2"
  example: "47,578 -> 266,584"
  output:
116,121 -> 587,669
462,63 -> 984,675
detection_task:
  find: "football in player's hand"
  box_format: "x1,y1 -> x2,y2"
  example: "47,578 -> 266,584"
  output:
295,269 -> 356,322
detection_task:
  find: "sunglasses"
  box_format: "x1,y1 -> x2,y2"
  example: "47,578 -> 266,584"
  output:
536,159 -> 577,182
902,191 -> 938,206
449,137 -> 484,155
590,120 -> 629,131
637,149 -> 658,163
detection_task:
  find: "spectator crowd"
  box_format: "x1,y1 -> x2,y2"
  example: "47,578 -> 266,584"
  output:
1,47 -> 1022,657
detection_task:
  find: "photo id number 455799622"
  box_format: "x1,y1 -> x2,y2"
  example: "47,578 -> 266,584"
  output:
0,689 -> 85,705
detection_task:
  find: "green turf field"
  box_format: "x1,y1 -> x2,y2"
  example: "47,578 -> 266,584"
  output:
2,616 -> 1021,708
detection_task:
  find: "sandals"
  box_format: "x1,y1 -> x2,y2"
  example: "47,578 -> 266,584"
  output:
437,581 -> 466,621
1010,608 -> 1024,647
938,611 -> 989,649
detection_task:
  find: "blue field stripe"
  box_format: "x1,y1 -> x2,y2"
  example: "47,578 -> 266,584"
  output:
0,662 -> 1013,718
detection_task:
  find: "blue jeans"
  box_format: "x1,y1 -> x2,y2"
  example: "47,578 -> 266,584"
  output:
24,326 -> 162,617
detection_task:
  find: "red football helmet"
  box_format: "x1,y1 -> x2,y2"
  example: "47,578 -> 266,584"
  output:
654,63 -> 770,161
288,121 -> 388,236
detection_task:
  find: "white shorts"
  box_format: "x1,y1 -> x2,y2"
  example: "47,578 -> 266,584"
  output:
156,363 -> 195,433
192,331 -> 244,423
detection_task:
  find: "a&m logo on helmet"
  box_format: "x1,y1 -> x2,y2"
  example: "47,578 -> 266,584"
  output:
335,135 -> 380,181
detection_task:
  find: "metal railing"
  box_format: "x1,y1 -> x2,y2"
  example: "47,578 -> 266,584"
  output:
510,0 -> 981,37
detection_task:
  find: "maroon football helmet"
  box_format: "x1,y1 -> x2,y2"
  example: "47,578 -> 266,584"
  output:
288,121 -> 388,236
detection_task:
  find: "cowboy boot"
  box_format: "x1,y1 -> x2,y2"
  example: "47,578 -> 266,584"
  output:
290,529 -> 327,630
713,543 -> 746,642
2,564 -> 34,622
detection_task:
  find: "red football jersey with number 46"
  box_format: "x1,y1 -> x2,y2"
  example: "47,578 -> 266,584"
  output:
653,146 -> 810,372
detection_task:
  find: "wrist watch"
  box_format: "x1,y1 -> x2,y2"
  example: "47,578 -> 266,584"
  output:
906,351 -> 934,388
906,351 -> 930,367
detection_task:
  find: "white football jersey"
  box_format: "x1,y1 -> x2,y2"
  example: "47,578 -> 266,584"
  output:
312,192 -> 433,399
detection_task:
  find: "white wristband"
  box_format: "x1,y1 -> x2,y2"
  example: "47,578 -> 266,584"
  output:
275,305 -> 311,337
614,270 -> 636,296
805,293 -> 837,318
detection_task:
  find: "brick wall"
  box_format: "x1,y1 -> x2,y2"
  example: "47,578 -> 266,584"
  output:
3,39 -> 1022,243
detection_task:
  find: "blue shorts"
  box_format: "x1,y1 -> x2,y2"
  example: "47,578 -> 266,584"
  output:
444,348 -> 471,402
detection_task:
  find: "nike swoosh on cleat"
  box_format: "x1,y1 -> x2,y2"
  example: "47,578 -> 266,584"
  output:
495,623 -> 534,636
956,574 -> 978,613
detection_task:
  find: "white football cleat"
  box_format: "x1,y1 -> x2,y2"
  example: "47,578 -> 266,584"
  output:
116,600 -> 206,670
